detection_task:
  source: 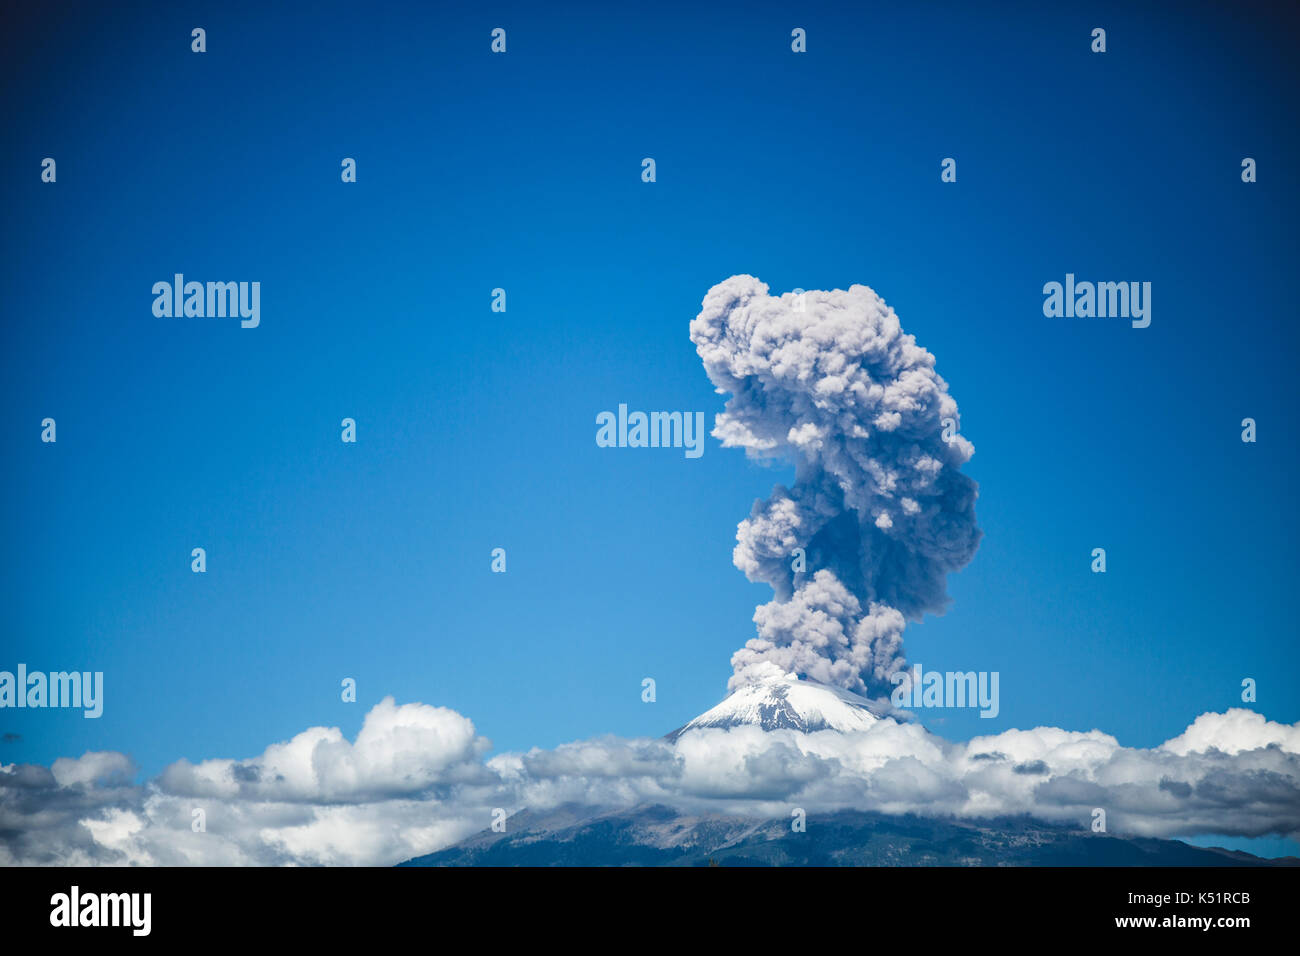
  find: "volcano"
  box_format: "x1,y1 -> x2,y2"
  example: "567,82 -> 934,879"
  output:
665,671 -> 890,741
395,673 -> 1295,868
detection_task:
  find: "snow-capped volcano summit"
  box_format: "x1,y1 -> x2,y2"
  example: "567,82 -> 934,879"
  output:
666,671 -> 889,741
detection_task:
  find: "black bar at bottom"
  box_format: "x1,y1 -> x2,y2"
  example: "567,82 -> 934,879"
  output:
1,865 -> 1294,943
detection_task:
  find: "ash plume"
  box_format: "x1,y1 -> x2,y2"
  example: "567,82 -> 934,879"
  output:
690,275 -> 981,697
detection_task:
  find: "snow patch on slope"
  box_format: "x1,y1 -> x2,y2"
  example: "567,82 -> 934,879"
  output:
667,672 -> 888,740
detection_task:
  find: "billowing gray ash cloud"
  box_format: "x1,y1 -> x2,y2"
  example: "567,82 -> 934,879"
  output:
690,275 -> 981,698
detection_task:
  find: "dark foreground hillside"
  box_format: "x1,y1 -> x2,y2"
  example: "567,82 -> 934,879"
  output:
398,804 -> 1294,867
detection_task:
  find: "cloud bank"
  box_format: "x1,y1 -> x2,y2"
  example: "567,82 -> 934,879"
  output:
4,700 -> 1297,866
690,276 -> 981,696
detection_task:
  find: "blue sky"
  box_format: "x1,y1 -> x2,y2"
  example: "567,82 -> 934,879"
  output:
2,0 -> 1298,853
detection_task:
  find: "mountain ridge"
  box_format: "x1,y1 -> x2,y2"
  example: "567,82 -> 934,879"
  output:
398,803 -> 1296,867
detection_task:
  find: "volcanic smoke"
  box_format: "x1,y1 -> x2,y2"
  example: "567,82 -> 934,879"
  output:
691,275 -> 982,699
